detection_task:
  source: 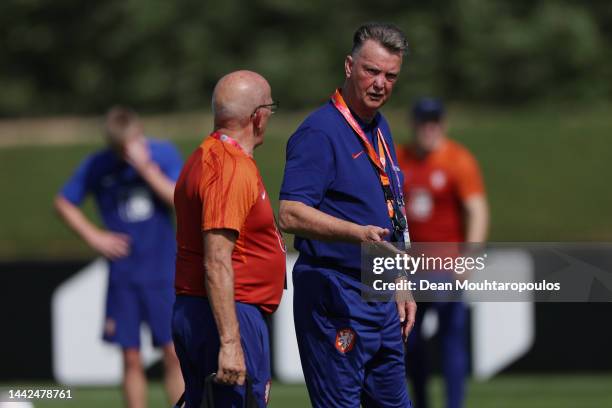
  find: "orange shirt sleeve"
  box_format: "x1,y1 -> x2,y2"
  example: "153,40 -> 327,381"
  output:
453,146 -> 485,201
199,149 -> 258,234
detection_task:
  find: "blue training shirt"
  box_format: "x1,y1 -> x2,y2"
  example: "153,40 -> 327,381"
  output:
60,138 -> 183,287
280,101 -> 404,275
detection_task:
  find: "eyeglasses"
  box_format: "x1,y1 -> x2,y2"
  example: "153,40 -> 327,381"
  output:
252,102 -> 278,116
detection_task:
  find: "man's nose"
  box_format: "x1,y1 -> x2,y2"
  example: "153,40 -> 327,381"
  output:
373,75 -> 385,90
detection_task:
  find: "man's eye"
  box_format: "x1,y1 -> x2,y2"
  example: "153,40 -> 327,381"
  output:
386,74 -> 398,81
367,68 -> 379,75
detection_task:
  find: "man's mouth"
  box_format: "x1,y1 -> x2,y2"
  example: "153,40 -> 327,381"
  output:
367,93 -> 384,101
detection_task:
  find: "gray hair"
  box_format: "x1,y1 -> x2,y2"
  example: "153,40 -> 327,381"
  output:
351,22 -> 408,56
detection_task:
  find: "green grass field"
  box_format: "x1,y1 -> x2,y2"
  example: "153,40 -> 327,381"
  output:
1,108 -> 611,404
0,105 -> 611,259
8,374 -> 612,407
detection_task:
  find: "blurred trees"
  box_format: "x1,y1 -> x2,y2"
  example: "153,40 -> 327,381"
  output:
0,0 -> 610,116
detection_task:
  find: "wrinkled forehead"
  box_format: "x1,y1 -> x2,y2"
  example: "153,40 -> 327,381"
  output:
354,40 -> 403,71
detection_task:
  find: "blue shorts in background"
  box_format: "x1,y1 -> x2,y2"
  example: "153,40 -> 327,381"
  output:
172,296 -> 272,408
293,264 -> 412,408
103,284 -> 175,349
406,301 -> 468,408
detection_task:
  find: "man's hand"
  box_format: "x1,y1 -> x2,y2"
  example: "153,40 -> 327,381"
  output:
122,136 -> 176,207
54,195 -> 131,259
360,225 -> 389,242
216,341 -> 246,386
395,277 -> 417,342
87,229 -> 131,259
123,136 -> 152,173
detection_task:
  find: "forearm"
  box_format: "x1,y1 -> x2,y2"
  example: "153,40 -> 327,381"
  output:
464,195 -> 489,243
279,200 -> 363,243
137,163 -> 176,207
201,227 -> 245,385
205,258 -> 241,345
54,195 -> 100,245
203,230 -> 241,346
465,217 -> 487,243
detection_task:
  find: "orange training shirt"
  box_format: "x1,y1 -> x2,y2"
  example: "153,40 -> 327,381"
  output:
396,138 -> 484,242
174,136 -> 286,313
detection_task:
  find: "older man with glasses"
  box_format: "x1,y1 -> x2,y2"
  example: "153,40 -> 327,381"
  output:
172,70 -> 286,407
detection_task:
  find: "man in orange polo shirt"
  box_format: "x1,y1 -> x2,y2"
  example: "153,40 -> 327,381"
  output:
396,98 -> 489,408
172,70 -> 286,407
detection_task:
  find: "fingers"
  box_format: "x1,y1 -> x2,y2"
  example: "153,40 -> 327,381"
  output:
216,344 -> 246,386
396,300 -> 408,343
104,246 -> 128,260
112,242 -> 130,258
374,227 -> 390,241
216,368 -> 246,385
402,320 -> 410,343
402,301 -> 417,342
396,300 -> 406,324
397,300 -> 418,342
364,226 -> 390,242
114,233 -> 132,247
406,301 -> 417,332
215,367 -> 246,386
96,233 -> 131,259
123,138 -> 150,168
215,368 -> 231,385
109,234 -> 131,258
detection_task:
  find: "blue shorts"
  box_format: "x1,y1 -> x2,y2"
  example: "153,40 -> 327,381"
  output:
293,265 -> 412,408
172,296 -> 271,408
406,301 -> 468,408
103,284 -> 174,349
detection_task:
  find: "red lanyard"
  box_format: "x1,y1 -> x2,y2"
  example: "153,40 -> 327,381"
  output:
331,90 -> 390,180
209,131 -> 251,157
330,89 -> 400,217
330,89 -> 410,245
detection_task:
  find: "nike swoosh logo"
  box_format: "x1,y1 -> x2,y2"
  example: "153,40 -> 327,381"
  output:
352,150 -> 365,159
261,190 -> 266,200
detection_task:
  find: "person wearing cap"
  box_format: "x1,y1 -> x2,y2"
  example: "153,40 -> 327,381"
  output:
396,98 -> 489,408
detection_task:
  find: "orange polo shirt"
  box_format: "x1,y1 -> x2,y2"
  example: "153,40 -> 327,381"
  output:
396,138 -> 485,243
174,135 -> 286,313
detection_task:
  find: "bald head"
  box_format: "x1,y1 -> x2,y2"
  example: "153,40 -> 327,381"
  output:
212,70 -> 272,128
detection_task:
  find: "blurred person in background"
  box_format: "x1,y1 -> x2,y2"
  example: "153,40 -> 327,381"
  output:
54,106 -> 184,408
396,98 -> 489,408
172,70 -> 286,407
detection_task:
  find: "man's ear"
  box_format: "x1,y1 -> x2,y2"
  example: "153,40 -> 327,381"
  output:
252,110 -> 264,132
345,55 -> 353,79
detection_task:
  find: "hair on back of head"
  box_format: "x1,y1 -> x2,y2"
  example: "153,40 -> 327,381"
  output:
351,22 -> 408,57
